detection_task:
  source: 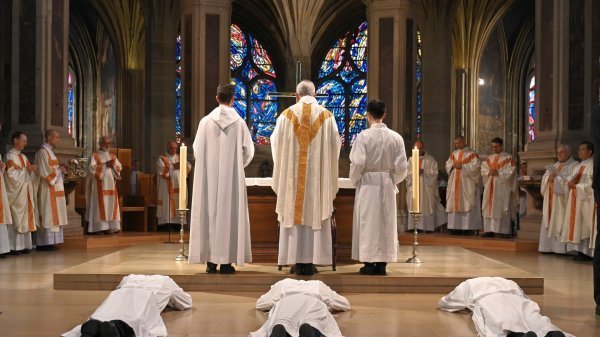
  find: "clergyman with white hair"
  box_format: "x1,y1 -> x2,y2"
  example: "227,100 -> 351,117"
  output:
270,80 -> 341,276
538,144 -> 577,253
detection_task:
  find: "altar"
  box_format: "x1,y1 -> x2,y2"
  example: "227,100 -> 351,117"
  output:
245,177 -> 356,263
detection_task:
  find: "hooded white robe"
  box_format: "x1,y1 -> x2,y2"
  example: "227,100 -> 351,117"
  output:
256,278 -> 350,312
188,104 -> 254,265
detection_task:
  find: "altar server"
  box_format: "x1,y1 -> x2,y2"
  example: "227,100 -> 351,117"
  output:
189,83 -> 254,273
350,99 -> 407,275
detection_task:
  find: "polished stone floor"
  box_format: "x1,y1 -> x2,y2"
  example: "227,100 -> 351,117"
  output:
0,247 -> 598,337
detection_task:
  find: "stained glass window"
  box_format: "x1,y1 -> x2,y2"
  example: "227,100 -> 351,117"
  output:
416,28 -> 423,138
316,21 -> 368,146
230,24 -> 278,145
528,76 -> 535,142
175,34 -> 182,136
67,68 -> 75,137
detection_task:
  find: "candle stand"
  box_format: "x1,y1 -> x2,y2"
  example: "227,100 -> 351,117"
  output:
174,208 -> 188,261
406,212 -> 422,264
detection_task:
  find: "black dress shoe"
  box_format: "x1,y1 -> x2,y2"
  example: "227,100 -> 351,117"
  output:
481,232 -> 495,237
292,263 -> 304,275
37,245 -> 59,251
359,262 -> 376,275
206,262 -> 217,274
303,263 -> 317,276
0,253 -> 7,258
375,262 -> 387,275
8,250 -> 21,255
270,324 -> 287,337
219,263 -> 236,274
21,249 -> 31,254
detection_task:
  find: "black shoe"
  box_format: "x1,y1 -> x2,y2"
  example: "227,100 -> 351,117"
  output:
0,253 -> 7,258
481,232 -> 495,237
574,253 -> 593,261
81,319 -> 102,337
303,263 -> 317,276
206,262 -> 217,274
270,324 -> 287,337
219,264 -> 236,274
299,323 -> 317,337
544,332 -> 565,337
292,263 -> 304,275
375,262 -> 387,275
8,250 -> 20,255
21,249 -> 31,254
596,304 -> 600,316
359,262 -> 377,275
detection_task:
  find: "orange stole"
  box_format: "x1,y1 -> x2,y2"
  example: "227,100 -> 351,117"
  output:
546,163 -> 565,223
17,154 -> 36,232
41,147 -> 62,226
283,105 -> 332,224
568,165 -> 586,241
93,153 -> 119,222
485,156 -> 514,217
450,151 -> 478,212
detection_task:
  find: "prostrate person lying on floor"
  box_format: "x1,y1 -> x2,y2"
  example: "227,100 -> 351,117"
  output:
62,274 -> 192,337
256,278 -> 350,312
250,293 -> 344,337
438,277 -> 572,337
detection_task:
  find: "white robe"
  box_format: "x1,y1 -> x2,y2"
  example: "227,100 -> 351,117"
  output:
256,278 -> 350,312
85,150 -> 122,233
481,152 -> 516,234
188,104 -> 254,265
439,277 -> 572,337
349,123 -> 407,262
271,95 -> 340,265
445,147 -> 482,230
538,158 -> 577,253
406,152 -> 446,231
4,148 -> 35,251
561,158 -> 595,255
0,154 -> 13,254
35,143 -> 67,245
62,274 -> 192,337
156,153 -> 191,225
250,294 -> 344,337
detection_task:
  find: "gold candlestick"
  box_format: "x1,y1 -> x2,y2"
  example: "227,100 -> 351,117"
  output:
175,208 -> 188,261
406,212 -> 422,263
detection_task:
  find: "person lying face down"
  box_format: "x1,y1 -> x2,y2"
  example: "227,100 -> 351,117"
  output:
438,277 -> 572,337
255,278 -> 350,312
62,275 -> 192,337
250,293 -> 344,337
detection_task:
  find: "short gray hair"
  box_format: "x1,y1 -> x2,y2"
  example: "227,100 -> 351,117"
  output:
296,80 -> 316,97
557,144 -> 571,153
99,135 -> 112,145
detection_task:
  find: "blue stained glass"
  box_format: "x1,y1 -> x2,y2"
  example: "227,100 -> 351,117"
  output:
349,106 -> 367,120
176,35 -> 182,61
350,118 -> 367,133
230,24 -> 278,144
251,79 -> 277,100
528,76 -> 535,142
416,28 -> 423,138
350,94 -> 367,109
175,34 -> 183,135
234,99 -> 247,119
339,62 -> 358,83
350,79 -> 367,94
67,71 -> 74,136
233,78 -> 246,98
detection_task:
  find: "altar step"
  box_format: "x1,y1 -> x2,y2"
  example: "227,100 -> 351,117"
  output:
398,232 -> 539,252
62,232 -> 189,249
54,244 -> 544,294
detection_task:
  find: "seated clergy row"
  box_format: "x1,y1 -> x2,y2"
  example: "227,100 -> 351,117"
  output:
538,142 -> 596,259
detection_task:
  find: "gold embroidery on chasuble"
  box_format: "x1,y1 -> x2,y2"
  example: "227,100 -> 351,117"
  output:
284,104 -> 332,225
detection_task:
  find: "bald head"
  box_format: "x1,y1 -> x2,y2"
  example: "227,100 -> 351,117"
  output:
45,129 -> 60,147
167,141 -> 178,155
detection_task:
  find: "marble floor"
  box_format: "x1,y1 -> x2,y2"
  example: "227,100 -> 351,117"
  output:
0,247 -> 598,337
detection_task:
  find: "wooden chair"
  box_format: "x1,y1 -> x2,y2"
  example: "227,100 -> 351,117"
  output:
119,195 -> 148,232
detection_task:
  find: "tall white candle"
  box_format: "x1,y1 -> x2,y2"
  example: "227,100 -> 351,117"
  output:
411,146 -> 420,213
179,143 -> 187,209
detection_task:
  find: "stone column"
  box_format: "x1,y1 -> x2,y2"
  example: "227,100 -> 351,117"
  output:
180,0 -> 232,142
366,0 -> 418,231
